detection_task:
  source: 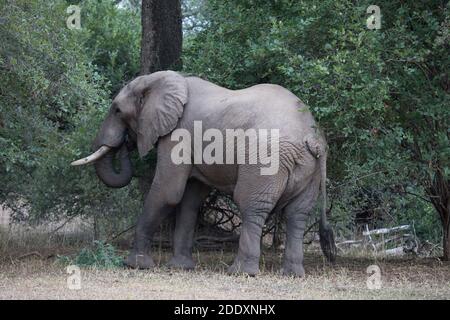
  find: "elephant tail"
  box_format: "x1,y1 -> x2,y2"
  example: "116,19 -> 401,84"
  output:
305,133 -> 337,263
318,152 -> 337,263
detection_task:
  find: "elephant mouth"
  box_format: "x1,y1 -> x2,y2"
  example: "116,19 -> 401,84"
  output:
72,129 -> 135,166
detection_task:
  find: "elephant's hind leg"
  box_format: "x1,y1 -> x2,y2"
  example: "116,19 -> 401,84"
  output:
228,168 -> 288,276
282,174 -> 320,277
168,179 -> 211,270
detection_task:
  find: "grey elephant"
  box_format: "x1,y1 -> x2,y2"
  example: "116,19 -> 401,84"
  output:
71,70 -> 336,276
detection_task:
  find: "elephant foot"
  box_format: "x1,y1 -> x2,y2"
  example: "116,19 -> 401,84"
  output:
227,257 -> 259,276
124,252 -> 155,269
281,261 -> 305,277
167,255 -> 196,270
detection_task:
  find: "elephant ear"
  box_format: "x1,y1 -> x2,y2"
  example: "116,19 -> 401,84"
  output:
134,71 -> 188,157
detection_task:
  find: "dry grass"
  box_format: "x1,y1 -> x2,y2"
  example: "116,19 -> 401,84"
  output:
1,243 -> 449,300
1,219 -> 450,300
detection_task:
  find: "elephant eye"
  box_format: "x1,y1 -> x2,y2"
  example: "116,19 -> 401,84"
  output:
115,107 -> 122,114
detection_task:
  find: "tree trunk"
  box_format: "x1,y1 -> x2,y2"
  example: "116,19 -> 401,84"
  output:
427,170 -> 450,261
442,197 -> 450,260
139,0 -> 183,234
444,220 -> 450,261
139,0 -> 182,186
140,0 -> 183,75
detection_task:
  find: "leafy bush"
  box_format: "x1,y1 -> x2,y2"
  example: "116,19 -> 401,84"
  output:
0,0 -> 142,235
58,241 -> 124,268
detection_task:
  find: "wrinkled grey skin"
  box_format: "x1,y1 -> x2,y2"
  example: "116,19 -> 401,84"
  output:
88,70 -> 336,276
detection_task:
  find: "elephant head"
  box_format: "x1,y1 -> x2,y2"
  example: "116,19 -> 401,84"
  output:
71,71 -> 188,188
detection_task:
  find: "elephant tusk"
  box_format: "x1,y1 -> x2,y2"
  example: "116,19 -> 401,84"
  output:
70,146 -> 112,166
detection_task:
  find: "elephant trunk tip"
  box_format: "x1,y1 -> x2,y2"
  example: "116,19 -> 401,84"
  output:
94,144 -> 133,188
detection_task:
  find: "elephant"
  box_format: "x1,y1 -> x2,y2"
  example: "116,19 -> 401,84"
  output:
71,70 -> 337,276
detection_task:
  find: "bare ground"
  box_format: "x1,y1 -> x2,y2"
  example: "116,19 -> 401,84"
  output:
1,249 -> 449,300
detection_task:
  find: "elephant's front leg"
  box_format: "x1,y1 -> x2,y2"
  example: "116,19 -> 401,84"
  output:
124,188 -> 174,269
168,179 -> 210,270
125,151 -> 191,269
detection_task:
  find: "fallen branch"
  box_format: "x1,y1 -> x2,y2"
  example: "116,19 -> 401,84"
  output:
336,240 -> 364,246
108,224 -> 135,242
195,235 -> 239,243
363,225 -> 410,236
16,251 -> 43,260
194,235 -> 239,249
50,213 -> 82,234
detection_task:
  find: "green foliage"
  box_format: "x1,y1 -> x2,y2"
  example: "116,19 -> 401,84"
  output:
58,241 -> 124,268
0,0 -> 142,233
81,0 -> 141,94
183,0 -> 449,242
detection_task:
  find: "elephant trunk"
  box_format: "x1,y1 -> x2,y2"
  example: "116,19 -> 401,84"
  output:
94,144 -> 132,188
